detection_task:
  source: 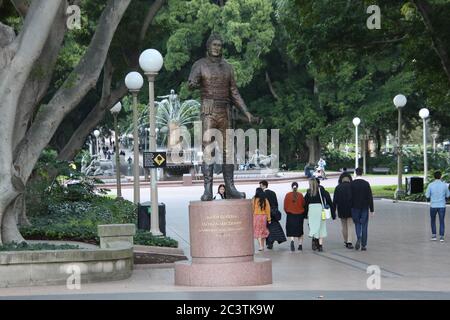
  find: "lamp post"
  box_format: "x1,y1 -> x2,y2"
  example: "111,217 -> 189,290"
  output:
139,48 -> 164,236
125,71 -> 144,205
432,133 -> 438,154
110,102 -> 123,200
393,94 -> 407,199
93,130 -> 100,156
352,117 -> 361,174
419,108 -> 430,181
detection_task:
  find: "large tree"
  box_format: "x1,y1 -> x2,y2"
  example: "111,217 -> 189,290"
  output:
0,0 -> 131,244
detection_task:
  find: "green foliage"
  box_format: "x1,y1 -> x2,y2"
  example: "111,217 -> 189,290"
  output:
26,148 -> 109,216
22,197 -> 137,242
0,242 -> 80,252
21,195 -> 178,248
160,0 -> 275,87
134,230 -> 178,248
321,148 -> 449,173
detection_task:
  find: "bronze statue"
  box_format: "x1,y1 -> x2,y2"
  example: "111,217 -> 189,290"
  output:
188,33 -> 258,201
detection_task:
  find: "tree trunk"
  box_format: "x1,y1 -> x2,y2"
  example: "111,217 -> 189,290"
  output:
0,0 -> 132,244
412,0 -> 450,84
375,129 -> 381,156
306,136 -> 321,164
1,194 -> 26,244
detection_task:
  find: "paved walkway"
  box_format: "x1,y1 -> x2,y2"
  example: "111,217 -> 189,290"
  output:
1,181 -> 449,299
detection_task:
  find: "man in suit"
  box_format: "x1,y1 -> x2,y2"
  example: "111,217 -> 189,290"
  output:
351,168 -> 375,251
260,180 -> 285,249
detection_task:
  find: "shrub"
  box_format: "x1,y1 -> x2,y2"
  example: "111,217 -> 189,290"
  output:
134,230 -> 178,248
21,196 -> 178,248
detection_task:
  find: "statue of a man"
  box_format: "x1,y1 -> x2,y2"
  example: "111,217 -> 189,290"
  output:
188,33 -> 258,201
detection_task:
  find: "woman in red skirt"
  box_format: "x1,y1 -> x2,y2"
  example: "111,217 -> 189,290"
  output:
252,187 -> 271,251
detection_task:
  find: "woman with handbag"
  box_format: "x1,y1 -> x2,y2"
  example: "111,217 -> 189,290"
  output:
283,182 -> 306,251
304,179 -> 336,252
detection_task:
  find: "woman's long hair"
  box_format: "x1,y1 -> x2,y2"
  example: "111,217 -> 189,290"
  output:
217,184 -> 226,199
254,187 -> 267,210
291,182 -> 299,202
308,178 -> 318,197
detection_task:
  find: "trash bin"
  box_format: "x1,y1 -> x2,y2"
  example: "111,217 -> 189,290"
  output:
405,177 -> 424,195
138,202 -> 166,236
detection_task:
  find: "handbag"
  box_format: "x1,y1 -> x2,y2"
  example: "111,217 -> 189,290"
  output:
270,207 -> 282,221
318,188 -> 332,220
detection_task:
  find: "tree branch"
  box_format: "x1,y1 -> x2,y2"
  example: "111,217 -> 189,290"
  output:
139,0 -> 166,44
412,0 -> 450,84
10,0 -> 30,18
265,71 -> 279,100
15,0 -> 132,181
57,84 -> 128,161
13,1 -> 67,154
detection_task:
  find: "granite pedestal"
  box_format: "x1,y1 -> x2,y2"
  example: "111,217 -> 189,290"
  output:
175,199 -> 272,286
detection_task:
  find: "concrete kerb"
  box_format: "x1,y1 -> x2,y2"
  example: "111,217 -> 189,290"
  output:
0,224 -> 136,288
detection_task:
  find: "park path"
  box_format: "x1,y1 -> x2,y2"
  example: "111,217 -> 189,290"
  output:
1,176 -> 450,298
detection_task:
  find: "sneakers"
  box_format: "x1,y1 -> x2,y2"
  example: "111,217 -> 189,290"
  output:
346,242 -> 354,249
440,237 -> 445,243
431,236 -> 437,241
361,247 -> 367,251
290,240 -> 295,252
355,239 -> 361,250
298,244 -> 303,251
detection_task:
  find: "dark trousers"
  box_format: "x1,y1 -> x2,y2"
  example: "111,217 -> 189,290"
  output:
352,208 -> 369,247
430,207 -> 446,237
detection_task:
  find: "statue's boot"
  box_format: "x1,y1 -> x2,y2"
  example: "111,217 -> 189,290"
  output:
200,164 -> 214,201
222,164 -> 246,199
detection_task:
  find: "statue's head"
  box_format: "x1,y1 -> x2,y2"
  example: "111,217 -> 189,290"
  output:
206,33 -> 223,58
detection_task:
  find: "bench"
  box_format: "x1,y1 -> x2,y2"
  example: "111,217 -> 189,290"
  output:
372,167 -> 390,174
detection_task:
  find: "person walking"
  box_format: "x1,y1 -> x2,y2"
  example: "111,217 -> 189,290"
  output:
283,182 -> 306,251
305,179 -> 335,252
252,188 -> 271,251
333,173 -> 354,249
425,171 -> 450,242
260,180 -> 286,249
351,168 -> 374,251
213,184 -> 227,200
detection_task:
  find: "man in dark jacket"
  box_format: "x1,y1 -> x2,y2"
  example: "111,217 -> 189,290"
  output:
351,168 -> 375,251
333,173 -> 354,249
260,180 -> 286,249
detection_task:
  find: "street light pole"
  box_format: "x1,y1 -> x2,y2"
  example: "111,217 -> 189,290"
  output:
432,133 -> 438,154
125,71 -> 144,205
393,94 -> 407,199
353,117 -> 361,175
419,108 -> 430,181
94,130 -> 100,157
140,48 -> 164,236
110,102 -> 123,200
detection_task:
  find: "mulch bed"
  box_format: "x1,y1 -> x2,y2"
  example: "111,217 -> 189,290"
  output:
134,252 -> 187,264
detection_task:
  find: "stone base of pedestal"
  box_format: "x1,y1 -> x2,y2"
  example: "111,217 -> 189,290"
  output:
174,199 -> 273,287
175,258 -> 272,287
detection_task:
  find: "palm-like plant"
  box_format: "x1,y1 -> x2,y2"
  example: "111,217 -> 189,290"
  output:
128,90 -> 200,148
